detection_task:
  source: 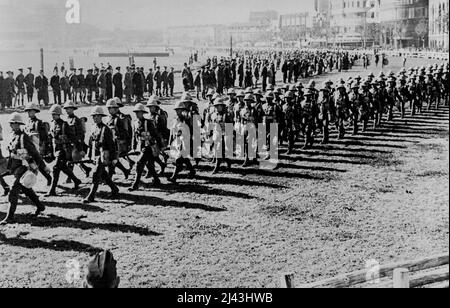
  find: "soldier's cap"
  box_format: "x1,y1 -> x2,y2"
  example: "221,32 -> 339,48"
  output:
86,250 -> 119,289
264,91 -> 275,99
180,92 -> 194,103
50,104 -> 63,115
6,71 -> 13,74
320,86 -> 330,92
283,91 -> 294,99
296,82 -> 304,88
244,94 -> 255,101
206,89 -> 215,97
227,88 -> 236,95
268,84 -> 275,91
174,101 -> 187,110
8,112 -> 25,125
325,79 -> 333,84
306,81 -> 316,89
304,89 -> 314,96
116,67 -> 121,70
24,103 -> 41,112
147,96 -> 161,108
336,84 -> 346,89
28,67 -> 32,70
254,89 -> 263,96
289,85 -> 297,92
90,106 -> 107,117
133,103 -> 148,113
371,80 -> 379,85
63,100 -> 78,110
87,69 -> 93,73
214,98 -> 227,107
18,68 -> 23,72
79,68 -> 83,71
378,72 -> 385,77
236,90 -> 245,97
244,87 -> 254,94
106,99 -> 120,109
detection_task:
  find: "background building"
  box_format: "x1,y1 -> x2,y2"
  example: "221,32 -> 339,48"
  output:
429,0 -> 449,50
379,0 -> 429,49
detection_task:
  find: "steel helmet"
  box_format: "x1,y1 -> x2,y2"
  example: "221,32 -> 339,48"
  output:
284,91 -> 294,99
8,112 -> 25,125
214,98 -> 227,107
90,106 -> 107,117
243,94 -> 255,101
63,100 -> 78,110
264,91 -> 275,100
174,101 -> 187,110
133,103 -> 148,113
206,89 -> 215,97
50,104 -> 63,115
236,90 -> 245,98
24,102 -> 41,112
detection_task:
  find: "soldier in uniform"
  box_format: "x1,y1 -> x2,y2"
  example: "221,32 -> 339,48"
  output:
105,99 -> 131,180
262,91 -> 281,157
63,101 -> 91,178
318,83 -> 332,144
14,69 -> 26,107
60,71 -> 71,104
45,105 -> 82,196
333,84 -> 349,139
154,66 -> 162,97
0,113 -> 48,225
105,67 -> 113,100
124,67 -> 133,104
210,98 -> 233,174
69,68 -> 79,101
5,71 -> 15,109
168,102 -> 196,183
359,83 -> 372,132
97,69 -> 107,105
128,104 -> 163,191
83,106 -> 120,204
147,96 -> 169,175
24,103 -> 52,186
397,77 -> 409,118
386,77 -> 400,121
78,68 -> 86,104
35,70 -> 49,106
282,91 -> 298,154
299,89 -> 318,150
24,67 -> 35,103
239,94 -> 260,166
86,69 -> 96,103
113,67 -> 123,101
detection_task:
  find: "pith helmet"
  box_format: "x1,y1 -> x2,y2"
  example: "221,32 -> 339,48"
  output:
8,112 -> 25,125
146,95 -> 161,107
133,103 -> 148,113
283,91 -> 294,99
180,92 -> 193,102
214,98 -> 227,107
50,104 -> 63,115
24,102 -> 41,112
206,89 -> 215,97
106,99 -> 120,108
244,87 -> 253,94
63,100 -> 78,110
244,94 -> 255,101
174,101 -> 187,110
236,90 -> 245,97
90,106 -> 107,117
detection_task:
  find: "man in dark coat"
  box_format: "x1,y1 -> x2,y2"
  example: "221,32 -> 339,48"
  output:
0,71 -> 5,110
35,70 -> 49,106
146,68 -> 154,96
132,67 -> 144,102
153,66 -> 162,97
106,67 -> 113,100
50,71 -> 61,105
113,67 -> 123,101
85,69 -> 96,103
24,67 -> 35,103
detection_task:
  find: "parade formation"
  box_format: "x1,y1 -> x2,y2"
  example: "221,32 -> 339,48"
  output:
0,50 -> 448,226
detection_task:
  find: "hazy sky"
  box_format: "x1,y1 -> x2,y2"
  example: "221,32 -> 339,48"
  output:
80,0 -> 315,30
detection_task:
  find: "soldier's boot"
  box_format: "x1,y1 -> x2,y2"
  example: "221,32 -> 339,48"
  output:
401,104 -> 405,119
83,183 -> 99,204
80,164 -> 92,178
352,119 -> 358,135
129,165 -> 144,192
147,163 -> 161,186
0,177 -> 10,197
0,202 -> 17,225
362,120 -> 368,132
241,155 -> 250,167
63,167 -> 82,190
155,157 -> 166,176
185,159 -> 196,179
25,188 -> 45,216
45,171 -> 60,197
168,162 -> 183,184
116,161 -> 130,180
40,169 -> 52,187
194,158 -> 201,168
212,159 -> 222,175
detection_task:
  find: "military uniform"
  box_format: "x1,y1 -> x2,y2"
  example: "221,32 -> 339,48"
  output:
46,117 -> 82,196
106,114 -> 131,179
1,126 -> 46,224
84,122 -> 119,203
15,72 -> 26,106
318,88 -> 332,144
333,88 -> 349,139
300,92 -> 318,149
359,87 -> 372,132
24,72 -> 35,102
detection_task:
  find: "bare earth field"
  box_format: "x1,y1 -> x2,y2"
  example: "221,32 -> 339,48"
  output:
0,57 -> 448,288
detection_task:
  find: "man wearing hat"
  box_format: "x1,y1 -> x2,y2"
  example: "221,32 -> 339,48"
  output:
105,99 -> 131,180
64,101 -> 92,179
14,69 -> 26,107
371,79 -> 385,128
1,113 -> 48,225
78,68 -> 87,104
281,91 -> 299,154
333,83 -> 349,139
154,66 -> 162,97
147,96 -> 169,173
318,83 -> 332,144
105,67 -> 114,101
128,103 -> 163,191
69,68 -> 79,102
85,69 -> 96,104
168,101 -> 196,183
397,77 -> 409,118
0,71 -> 5,110
35,70 -> 49,106
113,67 -> 123,101
300,89 -> 318,150
50,69 -> 61,105
83,106 -> 119,204
24,103 -> 52,186
24,67 -> 35,103
45,105 -> 82,197
146,68 -> 154,97
359,83 -> 373,132
96,69 -> 107,105
210,98 -> 233,174
385,77 -> 400,121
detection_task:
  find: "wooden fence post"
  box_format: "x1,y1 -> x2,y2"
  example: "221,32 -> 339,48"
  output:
393,268 -> 410,288
280,273 -> 295,288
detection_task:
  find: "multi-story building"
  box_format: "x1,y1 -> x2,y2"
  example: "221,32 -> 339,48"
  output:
249,11 -> 279,25
330,0 -> 381,47
164,25 -> 227,47
429,0 -> 449,50
278,13 -> 312,42
379,0 -> 429,49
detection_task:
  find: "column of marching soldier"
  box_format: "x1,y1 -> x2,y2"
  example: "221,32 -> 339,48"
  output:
0,60 -> 448,225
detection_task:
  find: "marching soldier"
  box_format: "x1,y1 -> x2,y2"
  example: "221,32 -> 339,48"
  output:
63,101 -> 92,178
24,67 -> 35,103
106,99 -> 131,179
14,69 -> 26,107
106,67 -> 113,100
113,67 -> 123,101
211,98 -> 233,174
386,77 -> 400,121
282,91 -> 298,154
240,94 -> 259,166
168,102 -> 196,183
397,77 -> 409,118
359,83 -> 373,132
299,89 -> 317,150
24,103 -> 52,186
5,71 -> 15,109
83,107 -> 120,204
1,113 -> 48,225
86,69 -> 96,103
147,96 -> 169,174
334,83 -> 349,140
61,71 -> 71,104
128,104 -> 162,191
318,83 -> 332,144
46,105 -> 82,197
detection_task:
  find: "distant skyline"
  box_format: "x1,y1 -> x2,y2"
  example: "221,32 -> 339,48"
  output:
0,0 -> 315,30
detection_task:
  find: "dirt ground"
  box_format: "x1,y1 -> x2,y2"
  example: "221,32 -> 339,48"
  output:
0,58 -> 448,288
